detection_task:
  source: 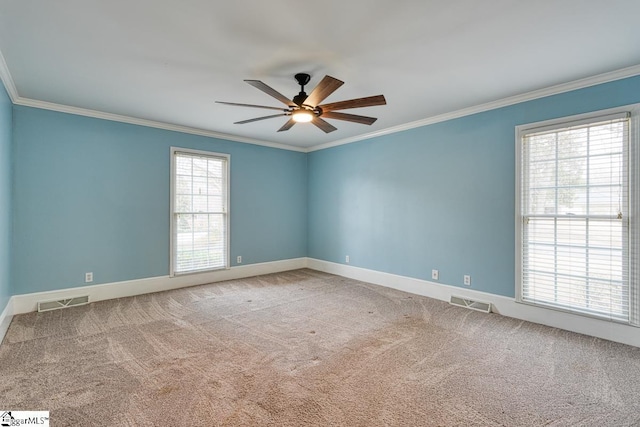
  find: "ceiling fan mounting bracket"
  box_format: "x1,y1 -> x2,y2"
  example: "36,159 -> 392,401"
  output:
294,73 -> 311,87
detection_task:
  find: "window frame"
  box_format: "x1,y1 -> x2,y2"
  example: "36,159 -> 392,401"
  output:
170,147 -> 230,277
515,105 -> 640,325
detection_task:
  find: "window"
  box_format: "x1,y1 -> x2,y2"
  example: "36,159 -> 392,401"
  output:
516,107 -> 639,325
171,148 -> 229,275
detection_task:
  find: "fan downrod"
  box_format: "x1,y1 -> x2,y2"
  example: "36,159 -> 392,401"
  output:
293,73 -> 311,106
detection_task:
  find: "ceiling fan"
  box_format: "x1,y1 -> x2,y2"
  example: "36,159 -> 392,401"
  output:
216,73 -> 386,133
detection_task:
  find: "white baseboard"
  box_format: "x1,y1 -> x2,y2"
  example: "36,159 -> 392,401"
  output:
0,298 -> 13,344
0,258 -> 301,344
4,257 -> 639,348
10,257 -> 308,316
307,258 -> 640,348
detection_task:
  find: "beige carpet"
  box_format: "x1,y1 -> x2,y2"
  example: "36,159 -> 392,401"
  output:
1,269 -> 639,426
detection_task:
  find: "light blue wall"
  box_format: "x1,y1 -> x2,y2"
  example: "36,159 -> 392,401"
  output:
12,107 -> 307,294
0,84 -> 12,310
308,75 -> 640,298
8,74 -> 640,299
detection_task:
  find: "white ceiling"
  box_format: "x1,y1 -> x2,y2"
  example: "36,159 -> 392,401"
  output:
1,1 -> 640,150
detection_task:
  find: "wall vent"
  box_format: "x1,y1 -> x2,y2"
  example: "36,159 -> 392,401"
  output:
38,296 -> 89,312
449,295 -> 492,313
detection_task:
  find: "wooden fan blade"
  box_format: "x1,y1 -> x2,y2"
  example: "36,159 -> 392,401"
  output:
319,95 -> 386,112
303,75 -> 344,107
312,117 -> 338,133
321,111 -> 378,125
216,101 -> 287,112
245,80 -> 294,106
278,118 -> 296,132
234,114 -> 286,124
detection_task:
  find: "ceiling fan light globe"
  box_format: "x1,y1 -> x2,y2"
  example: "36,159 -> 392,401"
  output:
292,109 -> 314,123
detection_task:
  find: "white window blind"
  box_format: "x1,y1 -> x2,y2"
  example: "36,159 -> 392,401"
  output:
518,112 -> 634,323
171,149 -> 229,274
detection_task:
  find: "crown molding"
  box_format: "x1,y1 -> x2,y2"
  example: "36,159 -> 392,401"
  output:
308,64 -> 640,152
13,97 -> 307,152
2,42 -> 639,155
0,49 -> 18,102
0,49 -> 304,152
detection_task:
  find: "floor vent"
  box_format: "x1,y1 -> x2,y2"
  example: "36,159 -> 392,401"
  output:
449,295 -> 492,313
38,296 -> 90,312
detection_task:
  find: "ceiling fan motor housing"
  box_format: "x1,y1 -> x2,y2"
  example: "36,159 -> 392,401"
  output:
293,92 -> 307,106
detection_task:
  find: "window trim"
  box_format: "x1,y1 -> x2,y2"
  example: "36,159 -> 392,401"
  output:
170,147 -> 230,277
515,104 -> 640,325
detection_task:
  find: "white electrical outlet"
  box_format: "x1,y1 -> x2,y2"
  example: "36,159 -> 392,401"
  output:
237,256 -> 242,264
432,269 -> 439,280
345,255 -> 350,263
85,272 -> 93,283
464,275 -> 471,286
